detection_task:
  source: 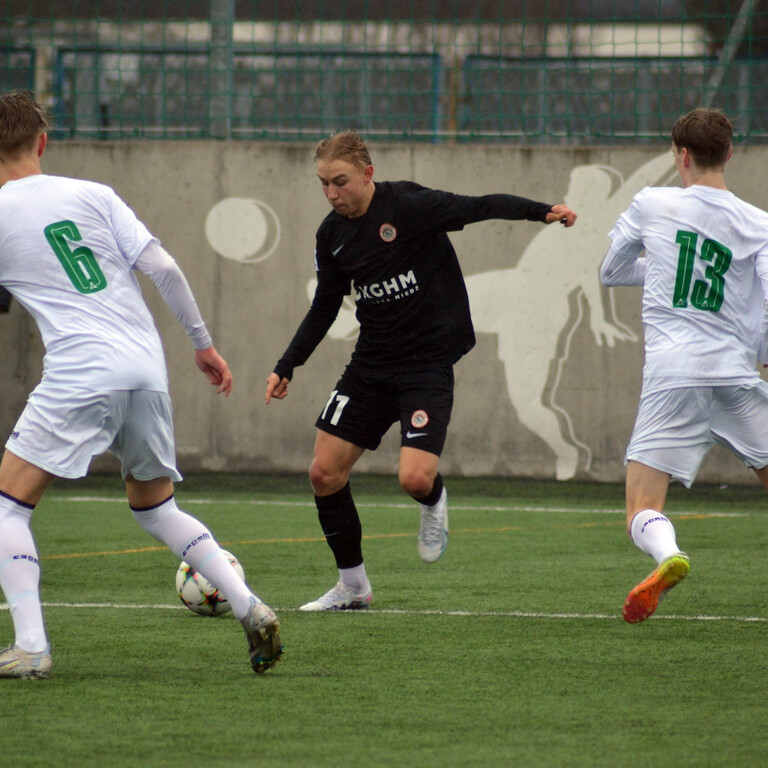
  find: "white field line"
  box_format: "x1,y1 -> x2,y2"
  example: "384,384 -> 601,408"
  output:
20,498 -> 766,625
0,602 -> 765,623
48,495 -> 762,518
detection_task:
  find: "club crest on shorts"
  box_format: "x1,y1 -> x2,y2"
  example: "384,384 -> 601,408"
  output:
379,223 -> 397,242
411,409 -> 429,428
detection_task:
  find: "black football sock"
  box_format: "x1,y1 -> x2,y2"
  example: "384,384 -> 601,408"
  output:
411,473 -> 444,507
315,482 -> 363,569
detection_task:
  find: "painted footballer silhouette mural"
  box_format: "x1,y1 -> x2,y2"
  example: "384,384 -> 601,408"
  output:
465,152 -> 676,479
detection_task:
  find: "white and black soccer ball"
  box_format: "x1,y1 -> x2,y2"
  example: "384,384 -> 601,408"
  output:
175,550 -> 245,617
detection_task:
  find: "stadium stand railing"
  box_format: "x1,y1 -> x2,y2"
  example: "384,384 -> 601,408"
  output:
460,54 -> 768,143
53,46 -> 442,140
3,2 -> 768,143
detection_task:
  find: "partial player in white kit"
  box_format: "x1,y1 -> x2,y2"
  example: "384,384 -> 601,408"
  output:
0,90 -> 282,677
601,107 -> 768,622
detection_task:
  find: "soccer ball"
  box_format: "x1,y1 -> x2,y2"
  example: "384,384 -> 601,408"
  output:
175,550 -> 245,617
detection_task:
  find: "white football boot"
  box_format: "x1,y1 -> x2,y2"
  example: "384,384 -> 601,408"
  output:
299,580 -> 373,611
0,644 -> 52,679
240,598 -> 283,674
418,487 -> 449,562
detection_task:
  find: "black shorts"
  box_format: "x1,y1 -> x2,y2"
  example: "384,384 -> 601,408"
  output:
315,364 -> 454,456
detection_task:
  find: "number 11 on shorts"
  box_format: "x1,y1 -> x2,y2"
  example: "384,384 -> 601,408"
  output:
321,390 -> 349,426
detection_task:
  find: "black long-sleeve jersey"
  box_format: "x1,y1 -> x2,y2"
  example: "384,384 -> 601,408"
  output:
274,180 -> 553,379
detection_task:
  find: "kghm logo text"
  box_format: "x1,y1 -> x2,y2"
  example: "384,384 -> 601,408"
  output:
354,269 -> 419,304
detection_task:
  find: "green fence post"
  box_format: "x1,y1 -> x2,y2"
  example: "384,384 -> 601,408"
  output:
209,0 -> 234,139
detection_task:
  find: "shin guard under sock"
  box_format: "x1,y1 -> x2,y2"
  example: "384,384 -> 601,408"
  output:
315,483 -> 363,569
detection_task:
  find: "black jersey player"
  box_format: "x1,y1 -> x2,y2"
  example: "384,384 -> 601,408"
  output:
265,130 -> 577,611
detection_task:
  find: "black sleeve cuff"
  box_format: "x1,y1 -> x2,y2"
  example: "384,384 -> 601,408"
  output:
273,362 -> 294,382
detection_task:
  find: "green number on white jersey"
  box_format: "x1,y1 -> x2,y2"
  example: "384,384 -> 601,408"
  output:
44,220 -> 107,294
673,229 -> 731,312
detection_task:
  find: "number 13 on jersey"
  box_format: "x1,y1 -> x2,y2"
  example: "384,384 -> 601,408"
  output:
673,229 -> 732,312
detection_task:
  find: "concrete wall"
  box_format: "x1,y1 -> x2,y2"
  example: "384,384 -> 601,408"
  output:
2,139 -> 766,484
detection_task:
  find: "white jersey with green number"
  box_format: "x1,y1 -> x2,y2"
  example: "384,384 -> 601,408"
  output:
606,184 -> 768,393
0,174 -> 167,391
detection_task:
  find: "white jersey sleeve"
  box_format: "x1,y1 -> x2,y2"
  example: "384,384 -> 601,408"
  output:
602,190 -> 648,286
754,254 -> 768,364
134,242 -> 213,350
600,244 -> 646,286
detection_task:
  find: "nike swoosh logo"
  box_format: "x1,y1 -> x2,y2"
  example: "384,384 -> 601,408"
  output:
332,245 -> 344,256
406,431 -> 428,438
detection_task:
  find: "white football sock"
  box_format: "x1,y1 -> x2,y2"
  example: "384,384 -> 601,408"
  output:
629,509 -> 682,564
131,495 -> 257,620
0,494 -> 48,653
339,563 -> 370,592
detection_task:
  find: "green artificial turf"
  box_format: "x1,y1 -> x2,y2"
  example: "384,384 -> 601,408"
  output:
1,475 -> 765,767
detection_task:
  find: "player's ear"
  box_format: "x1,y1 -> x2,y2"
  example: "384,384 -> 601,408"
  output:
363,164 -> 374,183
37,132 -> 47,158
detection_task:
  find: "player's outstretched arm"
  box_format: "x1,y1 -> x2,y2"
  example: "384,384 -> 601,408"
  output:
545,204 -> 577,227
195,346 -> 233,396
265,372 -> 289,404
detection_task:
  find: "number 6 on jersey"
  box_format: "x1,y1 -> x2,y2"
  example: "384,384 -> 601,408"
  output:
44,219 -> 107,294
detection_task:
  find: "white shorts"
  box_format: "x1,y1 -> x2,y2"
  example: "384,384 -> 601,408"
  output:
625,382 -> 768,487
5,385 -> 182,482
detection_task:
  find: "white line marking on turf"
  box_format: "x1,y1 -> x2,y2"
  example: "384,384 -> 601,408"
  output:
55,494 -> 624,512
358,608 -> 768,623
1,602 -> 764,623
47,495 -> 763,517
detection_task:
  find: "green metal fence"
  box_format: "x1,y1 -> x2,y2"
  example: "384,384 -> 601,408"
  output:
460,55 -> 768,142
2,1 -> 768,143
54,46 -> 442,139
0,45 -> 35,92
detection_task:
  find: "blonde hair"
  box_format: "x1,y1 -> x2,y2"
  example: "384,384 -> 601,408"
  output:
314,130 -> 372,170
